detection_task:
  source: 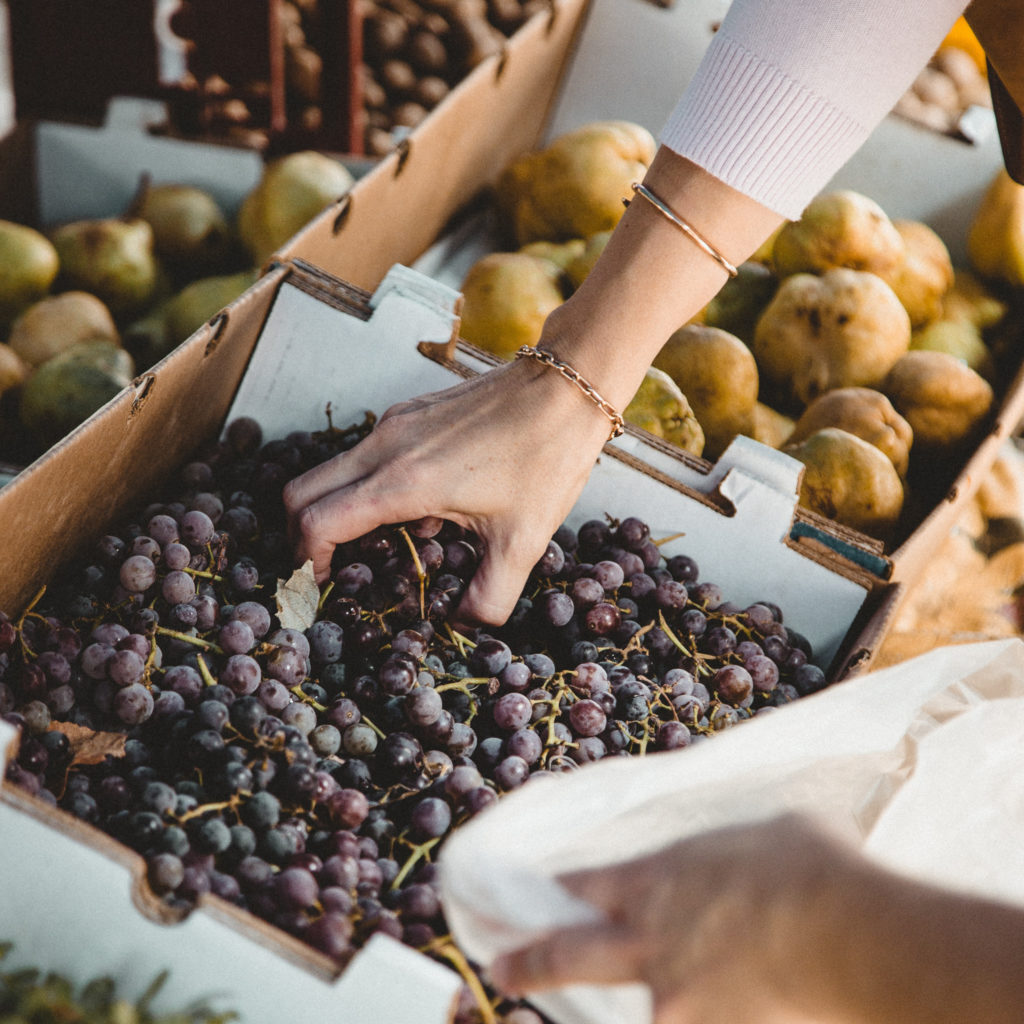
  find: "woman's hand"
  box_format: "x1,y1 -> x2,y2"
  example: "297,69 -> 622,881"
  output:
282,354 -> 614,626
488,814 -> 847,1024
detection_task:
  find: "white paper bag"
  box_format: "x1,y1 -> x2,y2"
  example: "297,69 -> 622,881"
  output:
439,638 -> 1024,1024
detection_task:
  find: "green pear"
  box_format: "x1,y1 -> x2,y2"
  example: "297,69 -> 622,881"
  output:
237,151 -> 355,265
50,217 -> 159,317
20,339 -> 135,446
7,291 -> 119,367
624,366 -> 705,456
125,268 -> 259,367
133,182 -> 235,277
0,219 -> 60,325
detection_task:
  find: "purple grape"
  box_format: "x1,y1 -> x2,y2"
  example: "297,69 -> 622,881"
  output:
492,692 -> 533,732
568,698 -> 606,737
409,796 -> 452,839
119,555 -> 157,593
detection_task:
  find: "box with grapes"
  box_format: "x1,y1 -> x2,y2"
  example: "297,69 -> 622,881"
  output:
0,257 -> 892,1023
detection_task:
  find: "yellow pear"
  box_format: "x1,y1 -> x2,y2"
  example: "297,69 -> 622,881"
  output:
0,219 -> 60,325
624,366 -> 705,456
771,189 -> 905,279
784,427 -> 904,538
458,252 -> 565,358
0,342 -> 29,395
565,230 -> 612,290
8,291 -> 119,367
786,387 -> 913,478
750,402 -> 795,449
966,167 -> 1024,287
910,318 -> 992,378
653,323 -> 759,460
498,121 -> 656,245
883,219 -> 954,328
701,260 -> 777,346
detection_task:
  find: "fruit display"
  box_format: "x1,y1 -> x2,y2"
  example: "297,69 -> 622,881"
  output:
0,942 -> 236,1024
0,151 -> 354,472
458,121 -> 1023,546
1,411 -> 830,1023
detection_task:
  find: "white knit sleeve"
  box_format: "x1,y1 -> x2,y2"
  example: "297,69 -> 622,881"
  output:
660,0 -> 972,218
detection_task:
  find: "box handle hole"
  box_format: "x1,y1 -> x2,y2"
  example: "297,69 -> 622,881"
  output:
204,312 -> 229,355
332,193 -> 353,234
129,372 -> 157,416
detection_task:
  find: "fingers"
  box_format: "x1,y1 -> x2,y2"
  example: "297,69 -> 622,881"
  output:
489,923 -> 646,996
453,534 -> 548,628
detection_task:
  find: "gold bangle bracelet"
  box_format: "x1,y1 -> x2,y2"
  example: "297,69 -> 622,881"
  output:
628,182 -> 739,278
515,345 -> 625,441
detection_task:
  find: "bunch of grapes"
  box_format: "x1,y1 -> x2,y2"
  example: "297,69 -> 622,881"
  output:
0,413 -> 827,1024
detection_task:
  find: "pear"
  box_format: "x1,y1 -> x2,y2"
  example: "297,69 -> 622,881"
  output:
910,318 -> 993,378
941,268 -> 1007,330
786,387 -> 913,478
753,268 -> 911,411
624,366 -> 705,457
125,268 -> 259,367
653,323 -> 759,460
518,238 -> 586,274
784,427 -> 904,538
458,252 -> 565,358
883,219 -> 954,328
50,217 -> 159,317
7,291 -> 119,368
966,167 -> 1024,287
133,181 -> 234,277
237,151 -> 355,265
497,121 -> 656,245
565,230 -> 611,290
20,338 -> 135,446
0,219 -> 60,325
701,261 -> 777,346
881,350 -> 993,456
0,342 -> 29,395
750,401 -> 795,449
771,190 -> 906,280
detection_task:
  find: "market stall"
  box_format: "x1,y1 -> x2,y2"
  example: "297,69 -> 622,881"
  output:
1,2 -> 1023,1022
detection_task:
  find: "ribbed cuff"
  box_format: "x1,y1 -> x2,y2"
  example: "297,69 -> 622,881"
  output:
659,32 -> 872,219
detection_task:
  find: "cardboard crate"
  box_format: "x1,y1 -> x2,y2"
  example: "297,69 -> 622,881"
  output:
277,0 -> 1024,604
0,256 -> 893,1018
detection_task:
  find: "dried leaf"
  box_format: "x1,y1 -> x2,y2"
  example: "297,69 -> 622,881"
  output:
49,720 -> 127,766
276,559 -> 320,631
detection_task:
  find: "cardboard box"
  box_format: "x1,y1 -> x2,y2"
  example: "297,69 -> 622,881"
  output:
0,259 -> 889,1019
278,0 -> 1024,609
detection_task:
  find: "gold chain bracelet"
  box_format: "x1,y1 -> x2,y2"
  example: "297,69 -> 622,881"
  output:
515,345 -> 625,441
628,182 -> 739,278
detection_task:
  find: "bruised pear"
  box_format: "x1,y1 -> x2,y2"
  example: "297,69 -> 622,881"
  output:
238,151 -> 355,265
784,427 -> 904,538
134,182 -> 234,276
0,219 -> 59,325
966,167 -> 1024,287
20,339 -> 135,446
498,121 -> 656,245
8,291 -> 119,367
787,387 -> 913,478
771,190 -> 905,279
883,219 -> 954,328
881,350 -> 994,455
752,267 -> 911,410
653,324 -> 758,460
50,217 -> 159,317
624,366 -> 704,456
459,252 -> 565,358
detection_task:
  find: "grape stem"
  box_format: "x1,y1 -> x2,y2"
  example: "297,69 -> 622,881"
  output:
196,653 -> 219,688
424,939 -> 499,1024
156,626 -> 224,656
398,527 -> 427,620
289,685 -> 327,712
360,714 -> 387,740
389,835 -> 440,891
